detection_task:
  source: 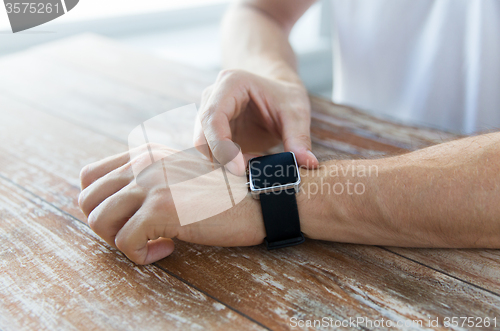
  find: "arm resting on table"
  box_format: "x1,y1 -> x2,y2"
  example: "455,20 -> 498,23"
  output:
300,132 -> 500,248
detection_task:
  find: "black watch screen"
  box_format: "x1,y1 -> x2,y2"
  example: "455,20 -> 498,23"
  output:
248,152 -> 299,190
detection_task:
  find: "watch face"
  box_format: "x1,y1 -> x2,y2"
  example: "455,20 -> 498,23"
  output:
248,152 -> 299,190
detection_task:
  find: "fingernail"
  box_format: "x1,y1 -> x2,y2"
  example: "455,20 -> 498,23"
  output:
224,150 -> 245,176
225,160 -> 240,176
307,150 -> 319,167
307,150 -> 318,160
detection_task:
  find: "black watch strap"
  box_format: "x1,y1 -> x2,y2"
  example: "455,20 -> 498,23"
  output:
259,188 -> 305,250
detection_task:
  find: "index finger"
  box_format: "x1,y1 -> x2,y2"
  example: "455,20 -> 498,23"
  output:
199,94 -> 246,176
80,150 -> 130,190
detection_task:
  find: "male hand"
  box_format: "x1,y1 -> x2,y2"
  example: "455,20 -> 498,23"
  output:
194,69 -> 319,175
78,144 -> 265,265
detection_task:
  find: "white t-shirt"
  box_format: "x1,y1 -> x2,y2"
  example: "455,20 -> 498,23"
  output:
330,0 -> 500,134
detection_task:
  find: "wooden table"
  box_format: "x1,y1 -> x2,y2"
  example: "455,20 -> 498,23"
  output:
0,34 -> 499,331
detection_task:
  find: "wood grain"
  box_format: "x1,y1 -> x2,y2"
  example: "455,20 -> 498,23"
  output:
0,54 -> 185,144
0,176 -> 264,331
0,34 -> 499,330
157,241 -> 500,330
284,96 -> 458,158
387,247 -> 500,295
3,87 -> 500,331
31,34 -> 215,105
0,81 -> 264,331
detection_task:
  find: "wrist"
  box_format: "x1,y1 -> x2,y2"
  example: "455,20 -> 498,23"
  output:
296,164 -> 332,240
224,59 -> 304,88
265,61 -> 304,86
296,159 -> 383,243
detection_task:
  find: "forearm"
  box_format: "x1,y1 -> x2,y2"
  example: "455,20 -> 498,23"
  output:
301,132 -> 500,248
221,1 -> 304,84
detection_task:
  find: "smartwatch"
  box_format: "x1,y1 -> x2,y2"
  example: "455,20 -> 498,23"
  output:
247,152 -> 305,249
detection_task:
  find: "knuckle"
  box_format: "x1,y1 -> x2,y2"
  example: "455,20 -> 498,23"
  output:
201,85 -> 214,100
115,235 -> 144,264
133,143 -> 153,155
87,210 -> 99,232
297,135 -> 313,149
217,68 -> 238,80
149,185 -> 170,202
114,234 -> 127,253
199,108 -> 216,128
114,163 -> 135,184
147,142 -> 164,151
296,133 -> 312,142
217,69 -> 246,86
78,189 -> 88,213
78,189 -> 99,219
79,164 -> 93,188
128,182 -> 148,199
136,143 -> 151,154
131,152 -> 153,169
283,133 -> 312,149
199,108 -> 211,122
116,161 -> 132,176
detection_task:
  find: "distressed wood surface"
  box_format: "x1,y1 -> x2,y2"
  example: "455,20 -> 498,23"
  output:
0,34 -> 499,330
0,177 -> 263,331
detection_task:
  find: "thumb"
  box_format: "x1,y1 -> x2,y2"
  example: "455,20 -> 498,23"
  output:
281,116 -> 319,169
143,238 -> 175,265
